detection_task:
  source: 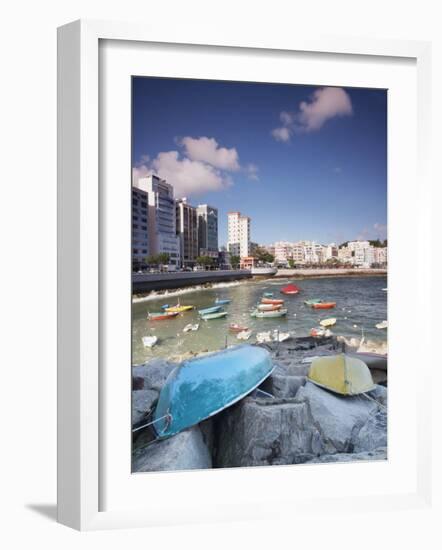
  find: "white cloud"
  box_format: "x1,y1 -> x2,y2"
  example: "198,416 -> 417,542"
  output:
272,87 -> 353,142
134,151 -> 232,197
271,126 -> 291,142
180,136 -> 240,171
133,136 -> 258,196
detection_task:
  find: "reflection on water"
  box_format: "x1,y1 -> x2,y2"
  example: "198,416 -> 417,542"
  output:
132,276 -> 387,365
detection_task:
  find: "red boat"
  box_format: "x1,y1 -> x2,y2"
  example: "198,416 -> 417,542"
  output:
261,298 -> 284,305
312,302 -> 336,310
148,311 -> 180,321
280,284 -> 300,295
229,323 -> 249,333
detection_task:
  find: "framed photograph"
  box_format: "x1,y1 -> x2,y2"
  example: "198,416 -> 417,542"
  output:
57,20 -> 432,530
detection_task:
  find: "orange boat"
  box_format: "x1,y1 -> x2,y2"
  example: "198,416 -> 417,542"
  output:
261,298 -> 284,305
148,311 -> 180,321
229,323 -> 249,333
280,284 -> 300,295
312,302 -> 336,310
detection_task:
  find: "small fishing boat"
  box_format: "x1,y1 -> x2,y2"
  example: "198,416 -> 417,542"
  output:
319,317 -> 337,327
304,299 -> 322,306
280,283 -> 300,295
183,323 -> 199,333
257,303 -> 282,311
263,292 -> 274,298
215,298 -> 231,305
148,311 -> 179,321
312,302 -> 336,310
261,298 -> 284,305
256,331 -> 272,343
142,335 -> 158,348
251,308 -> 288,318
160,304 -> 170,310
308,354 -> 375,395
165,304 -> 194,313
201,311 -> 228,321
152,345 -> 274,437
198,305 -> 222,316
237,330 -> 252,341
375,320 -> 388,329
229,323 -> 249,333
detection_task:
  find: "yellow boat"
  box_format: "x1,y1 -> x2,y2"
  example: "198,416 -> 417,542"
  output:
308,354 -> 375,395
164,304 -> 194,313
319,317 -> 336,327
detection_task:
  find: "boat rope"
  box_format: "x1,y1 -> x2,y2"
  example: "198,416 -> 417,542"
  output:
359,392 -> 387,411
132,414 -> 172,433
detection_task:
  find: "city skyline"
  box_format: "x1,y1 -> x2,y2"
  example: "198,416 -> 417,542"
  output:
133,77 -> 387,246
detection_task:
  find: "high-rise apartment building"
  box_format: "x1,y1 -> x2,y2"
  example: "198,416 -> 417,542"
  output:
227,211 -> 251,258
136,175 -> 180,266
197,204 -> 219,259
176,198 -> 198,268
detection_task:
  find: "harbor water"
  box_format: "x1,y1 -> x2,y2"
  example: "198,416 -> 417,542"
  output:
132,276 -> 387,365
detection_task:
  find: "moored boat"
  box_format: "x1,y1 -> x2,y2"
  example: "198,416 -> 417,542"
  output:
201,310 -> 228,320
304,299 -> 322,306
198,305 -> 222,315
312,302 -> 336,310
280,284 -> 300,295
375,320 -> 388,329
183,323 -> 199,333
165,304 -> 194,313
251,308 -> 288,318
310,327 -> 332,338
263,292 -> 274,298
261,298 -> 284,305
152,345 -> 274,437
229,323 -> 249,333
142,335 -> 158,348
148,311 -> 179,321
257,303 -> 282,311
319,317 -> 337,327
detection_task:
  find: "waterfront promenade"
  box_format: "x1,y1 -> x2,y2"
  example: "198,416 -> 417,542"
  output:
275,268 -> 387,279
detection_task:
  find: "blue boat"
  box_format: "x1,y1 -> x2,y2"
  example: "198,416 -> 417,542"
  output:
160,304 -> 170,310
263,292 -> 273,298
198,305 -> 222,315
215,298 -> 231,305
152,345 -> 274,438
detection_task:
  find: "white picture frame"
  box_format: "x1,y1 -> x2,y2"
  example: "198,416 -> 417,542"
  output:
57,19 -> 433,531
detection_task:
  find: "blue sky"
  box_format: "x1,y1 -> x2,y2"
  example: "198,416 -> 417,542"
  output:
132,77 -> 387,247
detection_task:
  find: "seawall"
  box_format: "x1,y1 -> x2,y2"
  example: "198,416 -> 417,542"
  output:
132,269 -> 252,294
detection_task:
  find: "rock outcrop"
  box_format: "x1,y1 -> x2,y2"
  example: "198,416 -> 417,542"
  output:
215,397 -> 324,468
132,426 -> 212,472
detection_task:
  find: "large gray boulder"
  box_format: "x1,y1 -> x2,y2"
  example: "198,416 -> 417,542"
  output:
132,389 -> 158,426
132,358 -> 176,391
261,374 -> 306,398
215,397 -> 324,468
132,426 -> 212,472
307,447 -> 387,463
296,381 -> 379,453
352,409 -> 387,452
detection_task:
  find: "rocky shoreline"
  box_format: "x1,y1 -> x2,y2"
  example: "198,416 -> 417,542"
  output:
132,336 -> 387,472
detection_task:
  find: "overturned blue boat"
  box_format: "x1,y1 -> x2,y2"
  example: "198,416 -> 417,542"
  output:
152,345 -> 274,438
